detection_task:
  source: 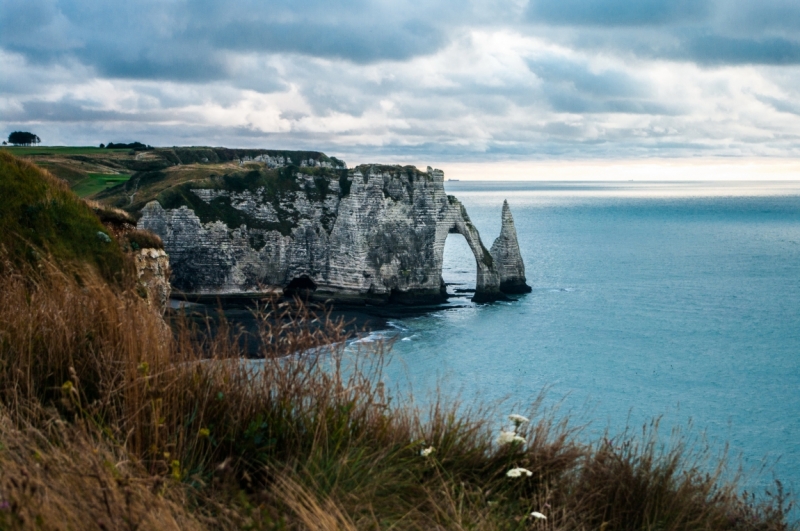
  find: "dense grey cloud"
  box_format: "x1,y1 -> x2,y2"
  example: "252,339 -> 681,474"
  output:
3,0 -> 798,78
527,0 -> 710,26
756,95 -> 800,116
2,97 -> 192,123
0,0 -> 452,81
525,57 -> 679,115
524,0 -> 800,65
1,0 -> 800,161
681,35 -> 800,65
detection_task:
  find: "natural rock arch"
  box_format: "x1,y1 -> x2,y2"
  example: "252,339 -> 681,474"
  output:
440,232 -> 477,293
432,197 -> 502,302
431,197 -> 531,302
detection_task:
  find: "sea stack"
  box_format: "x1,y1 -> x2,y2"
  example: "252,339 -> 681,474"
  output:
490,200 -> 532,294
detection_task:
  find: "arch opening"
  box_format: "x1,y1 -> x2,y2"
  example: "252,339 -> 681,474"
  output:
442,232 -> 478,299
284,275 -> 317,298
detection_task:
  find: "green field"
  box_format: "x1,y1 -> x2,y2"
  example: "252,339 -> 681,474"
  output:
72,172 -> 132,197
1,146 -> 129,156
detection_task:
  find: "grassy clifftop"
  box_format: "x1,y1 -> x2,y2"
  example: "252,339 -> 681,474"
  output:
4,146 -> 344,199
0,151 -> 125,279
96,164 -> 341,211
8,148 -> 438,239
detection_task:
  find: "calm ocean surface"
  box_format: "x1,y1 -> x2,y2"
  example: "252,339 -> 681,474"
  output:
368,181 -> 800,499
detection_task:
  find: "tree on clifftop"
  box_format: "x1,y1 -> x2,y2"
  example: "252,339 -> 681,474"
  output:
8,131 -> 40,146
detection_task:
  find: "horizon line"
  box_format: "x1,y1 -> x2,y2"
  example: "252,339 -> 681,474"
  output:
5,146 -> 800,181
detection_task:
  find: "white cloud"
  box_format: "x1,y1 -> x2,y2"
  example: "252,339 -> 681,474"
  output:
2,9 -> 800,163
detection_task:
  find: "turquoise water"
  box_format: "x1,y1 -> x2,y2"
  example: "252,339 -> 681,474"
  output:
377,181 -> 800,498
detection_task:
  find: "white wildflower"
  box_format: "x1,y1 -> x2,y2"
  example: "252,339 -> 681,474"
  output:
512,435 -> 526,444
508,414 -> 530,425
530,511 -> 547,520
420,446 -> 435,457
506,467 -> 533,478
497,431 -> 517,445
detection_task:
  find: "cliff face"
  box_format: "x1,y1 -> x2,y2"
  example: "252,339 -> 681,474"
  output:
137,163 -> 529,304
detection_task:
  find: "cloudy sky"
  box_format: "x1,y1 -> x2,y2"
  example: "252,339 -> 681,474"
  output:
2,0 -> 800,176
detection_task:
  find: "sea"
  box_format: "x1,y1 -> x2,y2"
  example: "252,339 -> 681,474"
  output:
208,180 -> 800,506
358,180 -> 800,503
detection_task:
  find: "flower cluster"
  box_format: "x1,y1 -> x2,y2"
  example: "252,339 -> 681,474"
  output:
497,413 -> 529,446
508,413 -> 530,426
493,417 -> 551,522
506,467 -> 533,478
420,446 -> 435,457
497,430 -> 525,445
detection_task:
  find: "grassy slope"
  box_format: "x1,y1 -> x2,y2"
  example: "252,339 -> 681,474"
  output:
95,161 -> 349,236
1,146 -> 121,155
5,146 -> 347,200
0,151 -> 125,280
92,161 -> 422,222
2,146 -> 142,198
71,172 -> 132,197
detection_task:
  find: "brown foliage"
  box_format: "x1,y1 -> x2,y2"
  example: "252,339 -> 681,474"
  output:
0,414 -> 204,531
0,256 -> 794,530
124,229 -> 164,250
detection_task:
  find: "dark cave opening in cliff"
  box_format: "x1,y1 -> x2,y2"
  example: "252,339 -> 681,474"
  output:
284,275 -> 318,298
442,233 -> 477,297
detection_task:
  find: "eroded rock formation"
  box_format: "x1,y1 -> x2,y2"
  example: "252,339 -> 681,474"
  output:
134,248 -> 172,314
490,200 -> 532,294
137,163 -> 529,304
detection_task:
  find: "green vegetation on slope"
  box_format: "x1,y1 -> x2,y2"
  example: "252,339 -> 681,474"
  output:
91,162 -> 348,237
30,160 -> 90,187
157,147 -> 338,167
1,146 -> 126,155
2,146 -> 142,197
151,167 -> 341,235
6,146 -> 352,215
0,151 -> 125,280
71,172 -> 132,198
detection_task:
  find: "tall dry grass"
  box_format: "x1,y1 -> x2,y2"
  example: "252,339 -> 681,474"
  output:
0,254 -> 795,530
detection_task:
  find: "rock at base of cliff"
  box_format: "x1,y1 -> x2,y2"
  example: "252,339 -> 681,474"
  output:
389,286 -> 448,306
499,279 -> 533,294
471,289 -> 510,303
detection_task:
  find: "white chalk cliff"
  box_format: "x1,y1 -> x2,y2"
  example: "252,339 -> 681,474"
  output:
137,163 -> 530,304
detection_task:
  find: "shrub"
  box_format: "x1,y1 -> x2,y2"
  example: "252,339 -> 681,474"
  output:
106,141 -> 152,151
125,229 -> 164,250
7,131 -> 40,146
83,198 -> 137,226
